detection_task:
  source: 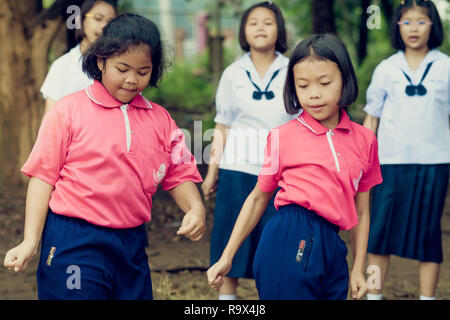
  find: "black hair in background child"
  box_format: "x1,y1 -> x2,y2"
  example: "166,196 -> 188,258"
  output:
283,33 -> 358,115
82,13 -> 164,88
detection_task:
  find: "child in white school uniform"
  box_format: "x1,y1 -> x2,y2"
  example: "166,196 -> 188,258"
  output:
201,1 -> 296,300
40,0 -> 117,112
363,0 -> 449,300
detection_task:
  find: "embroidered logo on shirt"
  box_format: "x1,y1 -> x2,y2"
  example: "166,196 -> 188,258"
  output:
153,163 -> 166,186
46,246 -> 56,266
353,169 -> 363,191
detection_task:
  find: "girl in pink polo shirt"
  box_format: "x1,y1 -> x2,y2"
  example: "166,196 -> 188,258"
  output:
207,34 -> 383,300
4,14 -> 205,300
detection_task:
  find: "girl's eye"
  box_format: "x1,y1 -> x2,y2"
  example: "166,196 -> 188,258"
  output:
138,72 -> 148,76
321,82 -> 331,86
117,68 -> 127,73
298,85 -> 307,89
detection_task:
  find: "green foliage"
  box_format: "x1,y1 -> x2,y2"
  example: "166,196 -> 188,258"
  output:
142,47 -> 237,133
143,57 -> 214,113
142,52 -> 216,135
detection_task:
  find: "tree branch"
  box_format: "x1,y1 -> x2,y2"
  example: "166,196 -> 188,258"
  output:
26,0 -> 84,30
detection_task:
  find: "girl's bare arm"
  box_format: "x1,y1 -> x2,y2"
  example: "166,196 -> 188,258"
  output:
4,177 -> 53,272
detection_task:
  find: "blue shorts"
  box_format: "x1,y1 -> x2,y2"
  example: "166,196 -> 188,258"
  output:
253,204 -> 348,300
37,210 -> 153,300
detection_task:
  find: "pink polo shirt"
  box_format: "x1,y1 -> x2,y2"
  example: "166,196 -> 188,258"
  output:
258,109 -> 382,230
22,80 -> 202,229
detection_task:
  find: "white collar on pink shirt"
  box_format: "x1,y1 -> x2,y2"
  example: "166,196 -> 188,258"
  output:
86,80 -> 153,110
297,108 -> 352,135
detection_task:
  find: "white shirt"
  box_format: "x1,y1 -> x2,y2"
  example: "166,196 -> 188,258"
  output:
40,44 -> 93,101
214,52 -> 296,175
364,49 -> 450,164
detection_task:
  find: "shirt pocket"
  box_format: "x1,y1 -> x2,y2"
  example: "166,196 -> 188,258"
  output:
382,79 -> 404,120
428,77 -> 447,101
343,153 -> 369,194
138,145 -> 172,195
232,80 -> 251,102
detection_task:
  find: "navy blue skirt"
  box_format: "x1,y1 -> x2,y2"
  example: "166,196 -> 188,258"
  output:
210,169 -> 277,279
368,164 -> 449,263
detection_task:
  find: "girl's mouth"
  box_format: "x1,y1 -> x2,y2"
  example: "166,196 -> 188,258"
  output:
121,88 -> 137,93
309,105 -> 326,113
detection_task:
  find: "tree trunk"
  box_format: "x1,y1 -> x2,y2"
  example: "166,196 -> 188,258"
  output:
380,0 -> 394,30
357,0 -> 370,65
0,0 -> 63,187
312,0 -> 336,34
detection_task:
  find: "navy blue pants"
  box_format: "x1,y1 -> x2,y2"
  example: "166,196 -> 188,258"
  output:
37,210 -> 153,300
253,204 -> 349,300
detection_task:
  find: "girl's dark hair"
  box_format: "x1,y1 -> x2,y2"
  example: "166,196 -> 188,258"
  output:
82,13 -> 164,87
283,34 -> 358,115
75,0 -> 118,42
391,0 -> 443,50
239,1 -> 287,53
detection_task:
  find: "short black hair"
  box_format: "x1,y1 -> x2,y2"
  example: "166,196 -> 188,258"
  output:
391,0 -> 443,51
82,13 -> 164,87
76,0 -> 118,42
238,1 -> 287,53
283,34 -> 358,115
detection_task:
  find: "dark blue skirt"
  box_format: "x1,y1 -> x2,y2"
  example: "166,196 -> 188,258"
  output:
368,164 -> 449,263
210,169 -> 277,279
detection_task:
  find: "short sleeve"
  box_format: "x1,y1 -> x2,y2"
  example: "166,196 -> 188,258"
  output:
363,62 -> 388,118
161,117 -> 203,191
358,133 -> 383,192
257,129 -> 281,192
213,70 -> 236,126
40,59 -> 67,101
21,104 -> 70,186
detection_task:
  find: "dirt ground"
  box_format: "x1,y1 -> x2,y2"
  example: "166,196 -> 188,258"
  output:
1,172 -> 449,300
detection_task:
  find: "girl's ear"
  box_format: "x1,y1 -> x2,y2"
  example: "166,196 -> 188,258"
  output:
97,57 -> 105,73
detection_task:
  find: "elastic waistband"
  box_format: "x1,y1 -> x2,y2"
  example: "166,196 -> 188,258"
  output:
47,208 -> 146,234
278,204 -> 340,233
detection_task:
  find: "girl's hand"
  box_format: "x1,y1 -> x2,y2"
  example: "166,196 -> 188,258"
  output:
350,269 -> 368,300
207,258 -> 232,290
3,240 -> 38,272
176,206 -> 206,241
201,171 -> 218,200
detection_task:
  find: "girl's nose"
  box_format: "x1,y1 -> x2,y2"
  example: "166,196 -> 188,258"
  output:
309,89 -> 320,100
126,75 -> 138,84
